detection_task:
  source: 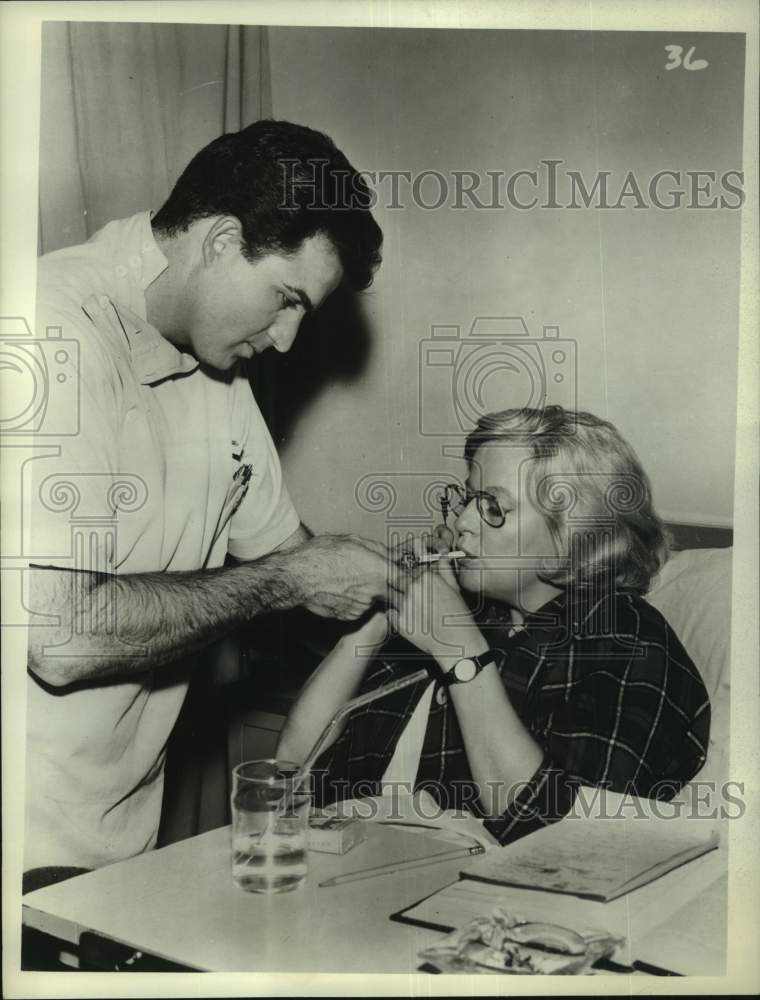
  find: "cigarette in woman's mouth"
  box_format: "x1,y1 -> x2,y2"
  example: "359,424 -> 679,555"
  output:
415,550 -> 466,564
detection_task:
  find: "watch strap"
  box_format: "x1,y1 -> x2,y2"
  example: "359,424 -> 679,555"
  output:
443,648 -> 497,686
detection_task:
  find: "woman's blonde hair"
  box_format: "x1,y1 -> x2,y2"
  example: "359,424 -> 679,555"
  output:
464,406 -> 669,593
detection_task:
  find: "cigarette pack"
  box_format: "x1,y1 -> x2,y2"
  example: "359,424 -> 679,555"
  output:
307,813 -> 366,854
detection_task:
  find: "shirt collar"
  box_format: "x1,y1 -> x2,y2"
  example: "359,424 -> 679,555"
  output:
106,302 -> 198,385
137,209 -> 169,292
99,212 -> 200,385
98,210 -> 169,305
478,583 -> 635,636
477,587 -> 595,632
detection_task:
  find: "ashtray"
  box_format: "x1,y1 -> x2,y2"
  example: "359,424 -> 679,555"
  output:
418,907 -> 624,975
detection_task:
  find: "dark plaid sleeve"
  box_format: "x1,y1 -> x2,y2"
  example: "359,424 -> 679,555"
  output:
484,594 -> 711,845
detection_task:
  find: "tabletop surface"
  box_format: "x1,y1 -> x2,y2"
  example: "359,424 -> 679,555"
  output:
22,821 -> 728,975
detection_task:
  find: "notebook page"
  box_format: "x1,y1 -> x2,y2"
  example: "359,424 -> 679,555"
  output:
461,807 -> 718,899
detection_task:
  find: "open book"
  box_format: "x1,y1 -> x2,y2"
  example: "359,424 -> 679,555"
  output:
460,806 -> 719,902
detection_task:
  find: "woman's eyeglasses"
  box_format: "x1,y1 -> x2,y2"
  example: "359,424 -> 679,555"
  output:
439,484 -> 507,528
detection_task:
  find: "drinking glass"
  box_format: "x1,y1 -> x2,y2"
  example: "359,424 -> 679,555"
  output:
230,759 -> 311,894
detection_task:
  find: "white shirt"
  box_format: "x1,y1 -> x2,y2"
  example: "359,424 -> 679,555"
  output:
24,213 -> 300,870
380,683 -> 435,792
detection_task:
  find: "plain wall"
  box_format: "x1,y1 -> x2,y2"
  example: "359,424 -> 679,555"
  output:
265,28 -> 743,539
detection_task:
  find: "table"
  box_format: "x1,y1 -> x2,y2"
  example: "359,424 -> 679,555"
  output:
22,822 -> 727,975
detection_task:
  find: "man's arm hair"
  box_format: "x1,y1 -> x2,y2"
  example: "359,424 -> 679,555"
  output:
27,556 -> 302,689
27,530 -> 399,689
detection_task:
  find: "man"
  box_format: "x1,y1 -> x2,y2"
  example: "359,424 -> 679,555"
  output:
24,120 -> 399,877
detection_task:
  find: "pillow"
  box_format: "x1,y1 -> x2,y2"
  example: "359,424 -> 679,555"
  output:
646,547 -> 733,788
646,548 -> 733,698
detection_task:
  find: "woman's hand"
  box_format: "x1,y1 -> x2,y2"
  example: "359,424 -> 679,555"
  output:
388,557 -> 482,662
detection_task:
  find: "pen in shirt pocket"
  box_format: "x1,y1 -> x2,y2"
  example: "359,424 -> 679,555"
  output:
205,462 -> 253,564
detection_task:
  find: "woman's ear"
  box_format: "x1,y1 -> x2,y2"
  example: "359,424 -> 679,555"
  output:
201,215 -> 243,267
538,522 -> 572,583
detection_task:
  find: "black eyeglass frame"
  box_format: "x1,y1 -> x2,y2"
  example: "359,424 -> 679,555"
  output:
439,483 -> 507,529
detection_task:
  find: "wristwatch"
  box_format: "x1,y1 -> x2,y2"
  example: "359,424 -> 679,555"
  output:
443,649 -> 497,686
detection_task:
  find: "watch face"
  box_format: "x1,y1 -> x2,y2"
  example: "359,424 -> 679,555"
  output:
454,658 -> 478,682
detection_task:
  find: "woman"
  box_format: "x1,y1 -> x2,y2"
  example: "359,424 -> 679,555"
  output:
277,406 -> 710,844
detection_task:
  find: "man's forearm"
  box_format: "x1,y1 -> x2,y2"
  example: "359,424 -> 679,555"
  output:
28,555 -> 303,687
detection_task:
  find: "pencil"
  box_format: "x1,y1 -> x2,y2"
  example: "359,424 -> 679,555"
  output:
318,843 -> 485,888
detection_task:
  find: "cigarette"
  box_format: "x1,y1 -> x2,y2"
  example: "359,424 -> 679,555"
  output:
416,550 -> 466,564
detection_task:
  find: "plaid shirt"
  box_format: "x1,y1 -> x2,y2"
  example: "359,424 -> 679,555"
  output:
312,588 -> 711,845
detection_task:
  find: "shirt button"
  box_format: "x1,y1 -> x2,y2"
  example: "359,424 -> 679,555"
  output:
435,685 -> 447,706
98,295 -> 109,308
116,264 -> 128,277
129,254 -> 141,268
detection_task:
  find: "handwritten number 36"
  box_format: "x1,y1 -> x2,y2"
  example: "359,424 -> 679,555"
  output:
665,45 -> 709,71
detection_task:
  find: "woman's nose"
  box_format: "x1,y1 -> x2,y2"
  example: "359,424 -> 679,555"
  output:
455,499 -> 480,536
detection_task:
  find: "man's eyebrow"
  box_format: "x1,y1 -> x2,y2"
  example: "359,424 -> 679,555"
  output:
284,284 -> 314,311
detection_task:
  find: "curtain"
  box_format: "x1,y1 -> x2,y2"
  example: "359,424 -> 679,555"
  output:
37,21 -> 273,842
39,21 -> 271,253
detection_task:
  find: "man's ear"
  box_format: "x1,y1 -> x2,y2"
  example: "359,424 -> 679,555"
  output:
201,216 -> 243,266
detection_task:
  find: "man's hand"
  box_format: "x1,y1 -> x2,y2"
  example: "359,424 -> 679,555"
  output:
279,534 -> 404,620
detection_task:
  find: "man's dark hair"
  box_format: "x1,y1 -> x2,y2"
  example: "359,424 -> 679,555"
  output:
152,119 -> 382,290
